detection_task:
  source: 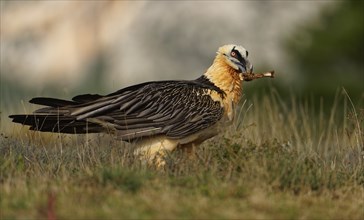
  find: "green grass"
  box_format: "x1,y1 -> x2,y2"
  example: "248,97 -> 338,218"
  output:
1,89 -> 363,219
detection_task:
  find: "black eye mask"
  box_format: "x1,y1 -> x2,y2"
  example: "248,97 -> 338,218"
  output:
231,47 -> 246,67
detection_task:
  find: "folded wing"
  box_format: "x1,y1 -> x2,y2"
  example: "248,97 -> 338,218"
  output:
9,80 -> 224,142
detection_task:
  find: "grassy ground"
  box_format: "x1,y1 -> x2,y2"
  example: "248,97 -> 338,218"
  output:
1,90 -> 363,219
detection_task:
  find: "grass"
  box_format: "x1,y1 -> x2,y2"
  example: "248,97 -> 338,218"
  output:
1,89 -> 363,219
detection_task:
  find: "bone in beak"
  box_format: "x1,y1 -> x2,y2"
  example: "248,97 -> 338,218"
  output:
242,70 -> 275,81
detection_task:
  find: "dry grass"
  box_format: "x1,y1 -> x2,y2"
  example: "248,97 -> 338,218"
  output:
1,89 -> 363,219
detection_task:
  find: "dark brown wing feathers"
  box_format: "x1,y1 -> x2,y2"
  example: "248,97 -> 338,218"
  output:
9,78 -> 225,141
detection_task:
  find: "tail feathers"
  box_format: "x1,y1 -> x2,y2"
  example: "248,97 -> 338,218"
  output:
30,97 -> 78,107
34,107 -> 70,114
30,94 -> 104,108
9,114 -> 104,134
72,94 -> 104,103
10,94 -> 107,134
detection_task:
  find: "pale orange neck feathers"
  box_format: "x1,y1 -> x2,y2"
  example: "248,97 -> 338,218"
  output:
204,53 -> 243,103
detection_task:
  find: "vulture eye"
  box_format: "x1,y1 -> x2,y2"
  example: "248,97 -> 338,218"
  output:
231,51 -> 237,57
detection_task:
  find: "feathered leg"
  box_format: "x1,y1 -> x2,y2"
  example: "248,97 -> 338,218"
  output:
134,137 -> 179,168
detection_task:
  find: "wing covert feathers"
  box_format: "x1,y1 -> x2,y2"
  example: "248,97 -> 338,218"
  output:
9,78 -> 225,141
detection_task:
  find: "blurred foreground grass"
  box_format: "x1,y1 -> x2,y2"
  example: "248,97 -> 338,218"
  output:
1,89 -> 363,219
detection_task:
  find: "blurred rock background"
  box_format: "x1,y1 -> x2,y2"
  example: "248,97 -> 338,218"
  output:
1,1 -> 363,128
